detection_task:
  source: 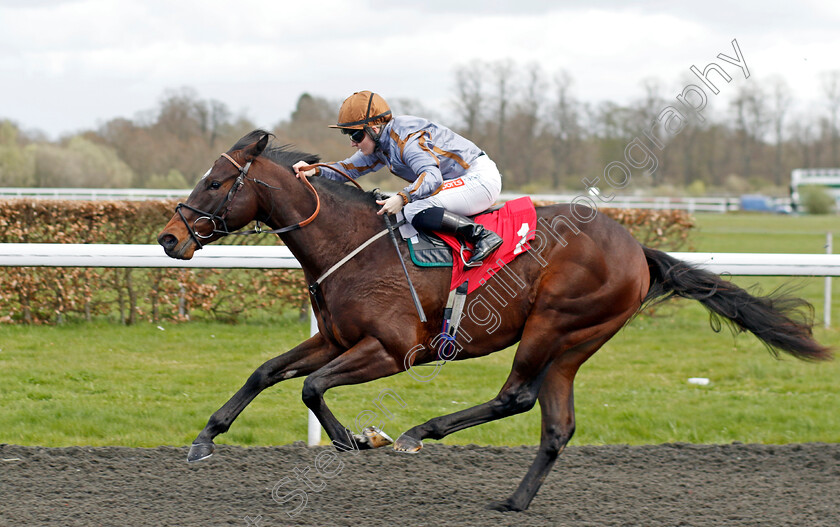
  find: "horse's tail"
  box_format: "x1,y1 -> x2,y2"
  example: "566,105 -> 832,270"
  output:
642,246 -> 832,361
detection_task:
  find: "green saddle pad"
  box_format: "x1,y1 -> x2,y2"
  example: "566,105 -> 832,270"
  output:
407,230 -> 453,268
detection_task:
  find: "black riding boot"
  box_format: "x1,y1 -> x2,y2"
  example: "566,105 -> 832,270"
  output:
412,207 -> 503,268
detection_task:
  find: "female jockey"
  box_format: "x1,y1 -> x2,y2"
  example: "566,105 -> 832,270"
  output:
293,90 -> 503,268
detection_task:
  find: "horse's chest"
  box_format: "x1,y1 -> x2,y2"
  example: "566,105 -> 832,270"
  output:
313,297 -> 370,347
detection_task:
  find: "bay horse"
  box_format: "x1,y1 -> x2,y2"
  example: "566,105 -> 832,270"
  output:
158,130 -> 831,512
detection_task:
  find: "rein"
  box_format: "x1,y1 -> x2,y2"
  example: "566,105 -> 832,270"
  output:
177,150 -> 427,322
175,156 -> 362,247
299,163 -> 364,191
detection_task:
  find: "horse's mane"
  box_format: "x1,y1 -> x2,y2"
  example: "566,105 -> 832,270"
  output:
228,129 -> 318,169
231,129 -> 378,208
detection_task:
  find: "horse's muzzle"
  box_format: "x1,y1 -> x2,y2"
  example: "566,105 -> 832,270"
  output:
157,230 -> 196,260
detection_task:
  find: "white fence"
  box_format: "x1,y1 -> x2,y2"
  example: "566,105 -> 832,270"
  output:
1,243 -> 835,330
1,243 -> 838,275
670,252 -> 840,276
0,187 -> 752,212
0,243 -> 301,269
1,243 -> 837,446
503,193 -> 744,213
0,187 -> 191,201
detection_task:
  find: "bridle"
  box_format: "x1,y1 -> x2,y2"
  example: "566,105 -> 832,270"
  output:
175,152 -> 358,248
174,148 -> 423,320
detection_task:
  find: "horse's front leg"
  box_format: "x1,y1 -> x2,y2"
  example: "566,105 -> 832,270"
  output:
189,333 -> 341,462
301,335 -> 404,451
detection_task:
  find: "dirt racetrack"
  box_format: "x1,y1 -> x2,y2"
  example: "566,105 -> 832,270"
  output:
2,442 -> 839,526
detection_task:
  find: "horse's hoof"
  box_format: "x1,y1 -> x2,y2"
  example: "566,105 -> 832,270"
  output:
485,499 -> 524,512
187,442 -> 215,462
362,426 -> 393,448
349,434 -> 373,450
393,433 -> 423,453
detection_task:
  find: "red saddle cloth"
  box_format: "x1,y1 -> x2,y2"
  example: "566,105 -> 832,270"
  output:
435,197 -> 537,293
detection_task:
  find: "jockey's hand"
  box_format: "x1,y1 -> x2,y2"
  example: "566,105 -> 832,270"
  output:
293,160 -> 317,179
376,194 -> 405,216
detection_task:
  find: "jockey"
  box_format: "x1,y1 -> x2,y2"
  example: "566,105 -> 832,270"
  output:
293,90 -> 503,268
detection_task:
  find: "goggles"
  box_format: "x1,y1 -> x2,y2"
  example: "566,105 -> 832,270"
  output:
342,128 -> 367,143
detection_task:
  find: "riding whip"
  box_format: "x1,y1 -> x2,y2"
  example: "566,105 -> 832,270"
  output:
382,210 -> 427,323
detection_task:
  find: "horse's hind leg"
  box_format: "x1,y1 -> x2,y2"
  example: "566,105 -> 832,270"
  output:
188,333 -> 340,462
486,357 -> 580,512
393,317 -> 562,453
393,317 -> 624,511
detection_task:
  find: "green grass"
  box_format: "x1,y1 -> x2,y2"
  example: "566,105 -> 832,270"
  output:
1,212 -> 838,447
691,212 -> 838,253
690,212 -> 840,330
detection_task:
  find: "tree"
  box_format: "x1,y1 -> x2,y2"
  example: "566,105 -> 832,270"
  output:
452,62 -> 485,138
490,59 -> 516,171
514,63 -> 547,184
195,99 -> 232,148
275,93 -> 348,163
788,117 -> 818,169
156,87 -> 204,141
33,136 -> 134,188
146,169 -> 189,189
96,89 -> 254,187
822,70 -> 840,166
767,76 -> 792,186
97,118 -> 156,187
633,78 -> 669,184
730,82 -> 769,180
547,70 -> 581,188
0,120 -> 35,186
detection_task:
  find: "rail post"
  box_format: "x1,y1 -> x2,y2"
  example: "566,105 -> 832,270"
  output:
826,232 -> 833,328
307,309 -> 322,446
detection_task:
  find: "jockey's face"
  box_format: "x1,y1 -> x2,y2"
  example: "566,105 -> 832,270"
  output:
351,126 -> 378,156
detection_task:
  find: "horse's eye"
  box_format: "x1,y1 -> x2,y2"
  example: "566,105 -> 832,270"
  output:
209,181 -> 222,190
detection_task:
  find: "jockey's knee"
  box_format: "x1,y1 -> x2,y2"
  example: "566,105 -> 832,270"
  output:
410,206 -> 445,230
404,200 -> 437,224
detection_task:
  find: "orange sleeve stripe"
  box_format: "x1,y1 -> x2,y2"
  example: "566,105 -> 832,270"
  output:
390,129 -> 469,173
338,159 -> 383,173
390,129 -> 406,160
408,172 -> 426,194
416,132 -> 441,167
432,145 -> 470,170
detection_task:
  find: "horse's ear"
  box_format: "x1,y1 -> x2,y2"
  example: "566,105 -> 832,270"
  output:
244,133 -> 270,161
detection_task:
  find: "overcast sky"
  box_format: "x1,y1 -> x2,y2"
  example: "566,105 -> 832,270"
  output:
1,0 -> 839,140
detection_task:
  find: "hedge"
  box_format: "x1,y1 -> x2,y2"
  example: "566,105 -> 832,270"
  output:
0,199 -> 307,324
0,199 -> 692,324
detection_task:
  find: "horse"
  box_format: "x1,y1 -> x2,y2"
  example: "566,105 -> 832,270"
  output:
157,130 -> 831,512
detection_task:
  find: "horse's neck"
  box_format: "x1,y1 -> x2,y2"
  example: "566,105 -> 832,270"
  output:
267,183 -> 383,279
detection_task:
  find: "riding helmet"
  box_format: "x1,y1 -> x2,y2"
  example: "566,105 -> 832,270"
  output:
329,91 -> 392,130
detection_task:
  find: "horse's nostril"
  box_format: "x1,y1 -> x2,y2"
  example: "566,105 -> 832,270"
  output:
158,233 -> 178,250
